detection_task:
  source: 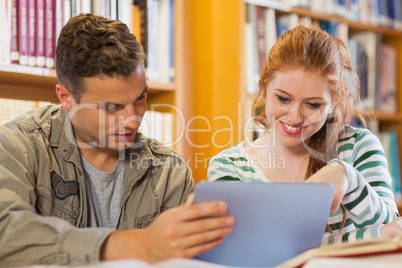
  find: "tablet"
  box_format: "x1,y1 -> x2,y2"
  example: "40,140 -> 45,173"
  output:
194,181 -> 334,267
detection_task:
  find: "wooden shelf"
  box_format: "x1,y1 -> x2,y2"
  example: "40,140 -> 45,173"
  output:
357,110 -> 402,122
396,200 -> 402,214
0,65 -> 176,102
282,7 -> 402,37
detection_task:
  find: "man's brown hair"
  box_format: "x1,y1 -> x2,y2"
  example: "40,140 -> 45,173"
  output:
55,13 -> 145,103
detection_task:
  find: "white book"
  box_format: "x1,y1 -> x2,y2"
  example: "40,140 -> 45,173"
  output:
81,0 -> 92,13
0,0 -> 6,65
155,111 -> 163,143
310,0 -> 325,13
163,112 -> 173,147
110,0 -> 117,20
139,111 -> 152,138
244,0 -> 291,11
63,0 -> 71,25
4,0 -> 12,65
157,0 -> 170,83
92,0 -> 101,15
245,4 -> 259,95
117,0 -> 132,31
357,0 -> 368,23
264,8 -> 276,55
147,0 -> 159,82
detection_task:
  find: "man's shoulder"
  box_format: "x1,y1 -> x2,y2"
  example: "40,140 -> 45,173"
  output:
4,105 -> 62,134
128,132 -> 189,169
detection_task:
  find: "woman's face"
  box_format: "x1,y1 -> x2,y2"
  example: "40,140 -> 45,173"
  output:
265,69 -> 336,151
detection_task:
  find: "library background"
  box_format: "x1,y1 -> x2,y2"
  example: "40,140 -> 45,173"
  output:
1,0 -> 402,213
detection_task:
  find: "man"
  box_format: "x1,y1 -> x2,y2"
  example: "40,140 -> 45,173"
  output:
0,14 -> 234,266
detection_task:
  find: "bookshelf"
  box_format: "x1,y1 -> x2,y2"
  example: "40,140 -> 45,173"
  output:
0,0 -> 194,158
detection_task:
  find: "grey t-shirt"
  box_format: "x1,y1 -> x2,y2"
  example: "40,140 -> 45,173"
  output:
82,154 -> 125,229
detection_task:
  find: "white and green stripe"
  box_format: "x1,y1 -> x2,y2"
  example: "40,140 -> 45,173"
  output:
207,126 -> 399,245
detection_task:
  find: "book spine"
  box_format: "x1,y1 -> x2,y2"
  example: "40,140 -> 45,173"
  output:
0,0 -> 6,64
169,0 -> 174,83
45,0 -> 55,68
36,0 -> 45,67
18,0 -> 28,65
55,0 -> 64,50
256,6 -> 265,72
11,0 -> 19,64
28,0 -> 36,66
63,0 -> 71,25
147,0 -> 158,82
3,0 -> 13,65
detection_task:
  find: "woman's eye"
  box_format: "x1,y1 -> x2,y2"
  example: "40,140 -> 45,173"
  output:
306,102 -> 323,109
276,95 -> 289,103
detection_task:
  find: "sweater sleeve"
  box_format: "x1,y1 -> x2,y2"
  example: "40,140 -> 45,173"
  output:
323,129 -> 399,244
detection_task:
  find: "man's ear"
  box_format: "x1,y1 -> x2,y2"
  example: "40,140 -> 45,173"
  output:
56,84 -> 74,111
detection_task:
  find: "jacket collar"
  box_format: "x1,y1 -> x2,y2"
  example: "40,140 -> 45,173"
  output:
49,107 -> 164,169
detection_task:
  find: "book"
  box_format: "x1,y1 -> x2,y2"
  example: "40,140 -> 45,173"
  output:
45,0 -> 55,68
36,0 -> 45,67
278,236 -> 402,268
18,0 -> 28,65
350,31 -> 381,111
28,0 -> 36,67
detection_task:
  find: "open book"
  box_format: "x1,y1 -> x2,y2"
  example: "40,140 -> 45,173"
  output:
278,236 -> 402,268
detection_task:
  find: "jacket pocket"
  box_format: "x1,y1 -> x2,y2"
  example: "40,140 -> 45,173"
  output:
36,187 -> 79,225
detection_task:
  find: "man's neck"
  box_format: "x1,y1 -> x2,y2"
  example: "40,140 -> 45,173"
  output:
79,147 -> 121,172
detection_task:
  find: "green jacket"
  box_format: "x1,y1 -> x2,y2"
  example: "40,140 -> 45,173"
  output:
0,105 -> 193,267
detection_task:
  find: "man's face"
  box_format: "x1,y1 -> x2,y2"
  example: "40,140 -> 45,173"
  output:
68,65 -> 147,152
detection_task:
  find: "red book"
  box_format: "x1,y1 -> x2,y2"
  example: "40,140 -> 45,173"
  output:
10,0 -> 19,64
256,6 -> 266,72
36,0 -> 45,67
18,0 -> 28,65
28,0 -> 36,66
45,0 -> 55,68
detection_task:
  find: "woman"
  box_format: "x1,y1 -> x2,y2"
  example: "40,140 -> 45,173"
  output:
208,25 -> 401,244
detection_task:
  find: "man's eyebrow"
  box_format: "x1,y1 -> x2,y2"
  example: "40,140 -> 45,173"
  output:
137,85 -> 148,99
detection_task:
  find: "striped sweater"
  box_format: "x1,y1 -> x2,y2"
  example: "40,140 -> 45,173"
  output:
208,126 -> 399,244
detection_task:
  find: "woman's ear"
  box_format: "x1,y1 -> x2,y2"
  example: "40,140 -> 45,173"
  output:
329,101 -> 338,115
55,84 -> 74,111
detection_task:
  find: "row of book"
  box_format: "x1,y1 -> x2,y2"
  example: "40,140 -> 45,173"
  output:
0,98 -> 174,148
247,0 -> 402,30
139,110 -> 174,147
0,98 -> 56,125
0,0 -> 131,68
132,0 -> 174,83
245,4 -> 398,113
0,0 -> 174,84
377,130 -> 402,200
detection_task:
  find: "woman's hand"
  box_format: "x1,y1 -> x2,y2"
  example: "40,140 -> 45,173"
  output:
380,217 -> 402,238
305,161 -> 348,212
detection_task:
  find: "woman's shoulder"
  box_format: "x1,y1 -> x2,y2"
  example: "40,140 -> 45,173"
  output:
211,142 -> 247,160
340,125 -> 377,142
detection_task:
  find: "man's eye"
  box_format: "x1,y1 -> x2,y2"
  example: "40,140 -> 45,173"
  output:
107,104 -> 117,112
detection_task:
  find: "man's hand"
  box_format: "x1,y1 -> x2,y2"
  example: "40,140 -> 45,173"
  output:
305,161 -> 349,213
100,193 -> 235,263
